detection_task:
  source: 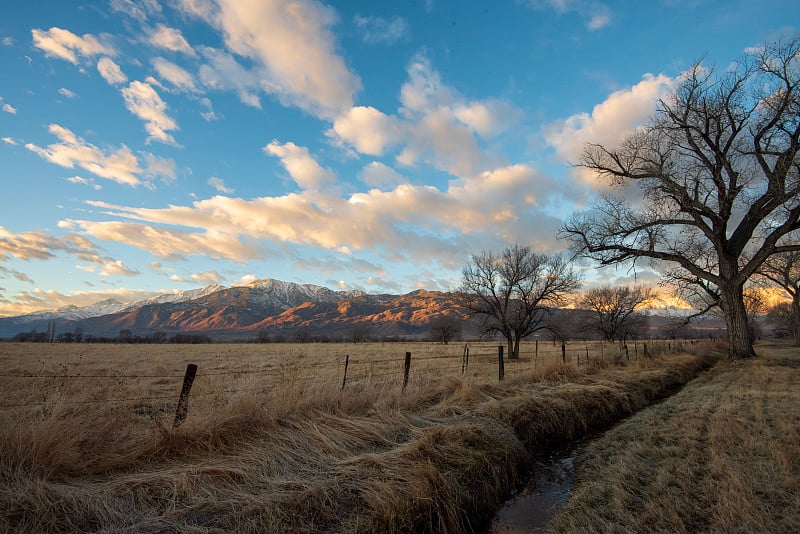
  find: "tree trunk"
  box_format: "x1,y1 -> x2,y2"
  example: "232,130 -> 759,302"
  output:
792,298 -> 800,348
511,336 -> 520,360
506,337 -> 514,361
720,286 -> 757,359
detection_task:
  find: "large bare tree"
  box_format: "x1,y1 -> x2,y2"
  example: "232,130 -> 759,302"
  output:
580,285 -> 652,342
758,248 -> 800,346
460,244 -> 580,359
561,36 -> 800,359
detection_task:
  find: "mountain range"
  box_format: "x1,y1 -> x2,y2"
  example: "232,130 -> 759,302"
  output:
0,279 -> 466,340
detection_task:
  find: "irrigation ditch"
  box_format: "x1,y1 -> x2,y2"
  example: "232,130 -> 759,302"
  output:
471,350 -> 721,533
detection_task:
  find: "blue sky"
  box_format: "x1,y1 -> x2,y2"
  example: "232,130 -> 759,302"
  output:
0,0 -> 796,315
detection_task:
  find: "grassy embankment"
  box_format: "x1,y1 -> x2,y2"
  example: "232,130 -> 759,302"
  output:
552,341 -> 800,533
0,341 -> 716,532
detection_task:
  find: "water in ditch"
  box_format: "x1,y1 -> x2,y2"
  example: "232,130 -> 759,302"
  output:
486,439 -> 586,533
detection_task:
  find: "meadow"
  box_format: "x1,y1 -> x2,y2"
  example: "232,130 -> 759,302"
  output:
551,340 -> 800,533
1,339 -> 715,532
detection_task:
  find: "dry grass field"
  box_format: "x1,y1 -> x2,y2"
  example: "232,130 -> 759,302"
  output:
0,340 -> 715,532
551,340 -> 800,533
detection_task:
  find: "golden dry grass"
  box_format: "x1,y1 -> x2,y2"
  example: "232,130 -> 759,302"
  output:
551,340 -> 800,533
0,340 -> 715,532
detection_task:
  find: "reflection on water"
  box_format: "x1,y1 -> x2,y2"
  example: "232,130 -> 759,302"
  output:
487,442 -> 581,533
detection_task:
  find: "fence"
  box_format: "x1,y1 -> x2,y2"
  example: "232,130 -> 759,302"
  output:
0,339 -> 709,424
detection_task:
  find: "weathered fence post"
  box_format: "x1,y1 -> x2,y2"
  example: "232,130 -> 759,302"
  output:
341,354 -> 349,391
634,342 -> 638,357
461,344 -> 469,374
498,345 -> 504,382
561,341 -> 566,364
535,339 -> 539,359
402,351 -> 411,391
173,363 -> 198,428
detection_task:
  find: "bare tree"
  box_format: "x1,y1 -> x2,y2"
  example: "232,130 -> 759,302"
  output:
428,314 -> 462,344
580,285 -> 652,342
561,36 -> 800,359
461,244 -> 580,359
758,249 -> 800,346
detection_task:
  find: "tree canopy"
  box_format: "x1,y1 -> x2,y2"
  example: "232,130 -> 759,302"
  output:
561,36 -> 800,359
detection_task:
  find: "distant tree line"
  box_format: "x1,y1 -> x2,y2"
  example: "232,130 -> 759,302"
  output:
10,328 -> 213,344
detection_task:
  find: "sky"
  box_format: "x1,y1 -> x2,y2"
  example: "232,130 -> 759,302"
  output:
0,0 -> 797,316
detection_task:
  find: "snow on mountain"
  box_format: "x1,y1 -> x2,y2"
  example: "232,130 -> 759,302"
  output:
122,284 -> 226,310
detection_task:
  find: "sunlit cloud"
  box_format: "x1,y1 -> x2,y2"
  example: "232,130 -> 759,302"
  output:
31,27 -> 114,64
1,137 -> 17,145
146,23 -> 195,55
151,57 -> 199,92
358,162 -> 408,189
66,175 -> 102,190
0,286 -> 162,317
97,56 -> 128,85
208,177 -> 234,193
120,80 -> 179,145
26,124 -> 141,186
58,87 -> 77,98
111,0 -> 162,22
263,140 -> 336,191
353,14 -> 409,45
179,0 -> 361,119
2,103 -> 17,114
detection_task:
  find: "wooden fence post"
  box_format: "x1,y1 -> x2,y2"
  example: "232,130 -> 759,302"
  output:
461,344 -> 469,374
173,363 -> 197,428
498,345 -> 504,382
341,354 -> 349,391
402,351 -> 411,391
561,341 -> 566,364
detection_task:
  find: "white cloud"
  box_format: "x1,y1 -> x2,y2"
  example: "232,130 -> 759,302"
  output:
97,57 -> 128,85
198,47 -> 262,108
26,124 -> 142,186
151,57 -> 199,92
199,97 -> 219,121
66,175 -> 102,190
2,37 -> 14,46
1,137 -> 17,145
0,286 -> 163,317
110,0 -> 162,22
31,27 -> 114,64
358,162 -> 407,189
329,54 -> 518,177
75,264 -> 96,273
120,80 -> 179,145
208,176 -> 234,193
2,103 -> 17,114
529,0 -> 612,31
99,259 -> 139,277
328,106 -> 403,156
353,14 -> 409,45
544,73 -> 675,166
147,24 -> 195,55
263,140 -> 336,190
141,153 -> 177,183
58,87 -> 77,98
191,270 -> 224,285
181,0 -> 361,119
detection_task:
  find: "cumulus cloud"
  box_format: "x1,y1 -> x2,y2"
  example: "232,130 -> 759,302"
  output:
528,0 -> 612,30
353,14 -> 409,45
2,103 -> 17,114
26,124 -> 142,186
97,56 -> 128,85
141,153 -> 177,183
208,176 -> 234,193
147,24 -> 195,55
329,54 -> 519,177
180,0 -> 361,118
263,140 -> 336,190
329,106 -> 403,156
544,73 -> 675,169
358,162 -> 407,189
70,159 -> 562,272
110,0 -> 162,21
58,87 -> 77,98
151,57 -> 199,92
67,175 -> 102,190
99,259 -> 139,277
190,270 -> 225,285
121,80 -> 179,145
31,27 -> 114,64
198,47 -> 262,108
